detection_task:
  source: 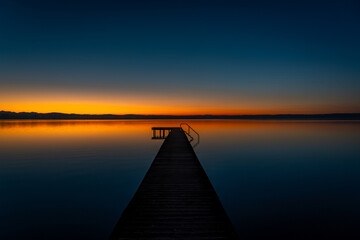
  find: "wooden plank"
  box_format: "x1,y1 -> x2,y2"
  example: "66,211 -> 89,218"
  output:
110,128 -> 238,239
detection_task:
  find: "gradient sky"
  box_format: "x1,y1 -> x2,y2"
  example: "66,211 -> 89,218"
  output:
1,0 -> 360,114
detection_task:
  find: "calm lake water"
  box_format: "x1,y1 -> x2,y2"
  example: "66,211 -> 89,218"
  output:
1,120 -> 360,239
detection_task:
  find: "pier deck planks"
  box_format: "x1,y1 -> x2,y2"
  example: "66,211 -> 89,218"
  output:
110,128 -> 238,240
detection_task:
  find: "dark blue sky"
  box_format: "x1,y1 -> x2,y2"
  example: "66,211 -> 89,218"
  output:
1,0 -> 359,114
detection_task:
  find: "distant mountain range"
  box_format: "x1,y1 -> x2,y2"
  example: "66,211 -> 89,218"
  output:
1,111 -> 360,120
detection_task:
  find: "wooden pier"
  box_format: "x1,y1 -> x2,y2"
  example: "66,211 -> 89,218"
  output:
110,127 -> 238,239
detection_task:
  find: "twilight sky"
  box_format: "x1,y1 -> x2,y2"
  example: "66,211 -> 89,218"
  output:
1,0 -> 360,114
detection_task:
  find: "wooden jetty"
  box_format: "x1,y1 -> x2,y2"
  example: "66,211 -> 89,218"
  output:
110,126 -> 238,239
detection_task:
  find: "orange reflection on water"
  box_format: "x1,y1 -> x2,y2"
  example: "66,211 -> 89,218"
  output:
0,120 -> 160,155
0,120 -> 154,135
2,119 -> 359,136
1,119 -> 360,164
2,119 -> 359,147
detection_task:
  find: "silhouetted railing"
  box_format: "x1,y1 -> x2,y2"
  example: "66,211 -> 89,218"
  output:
151,127 -> 174,139
180,123 -> 200,148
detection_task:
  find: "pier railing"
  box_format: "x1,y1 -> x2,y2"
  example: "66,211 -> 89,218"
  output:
151,127 -> 174,139
151,124 -> 199,148
180,123 -> 200,148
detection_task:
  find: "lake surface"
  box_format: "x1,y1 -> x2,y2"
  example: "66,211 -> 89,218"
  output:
1,120 -> 359,239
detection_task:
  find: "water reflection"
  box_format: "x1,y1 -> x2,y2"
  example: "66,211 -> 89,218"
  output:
1,120 -> 360,239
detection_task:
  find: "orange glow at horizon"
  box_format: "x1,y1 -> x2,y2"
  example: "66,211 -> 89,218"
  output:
1,102 -> 268,115
1,89 -> 359,115
2,101 -> 358,115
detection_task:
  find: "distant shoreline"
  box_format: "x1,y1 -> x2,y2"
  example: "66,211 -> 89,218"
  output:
1,111 -> 360,120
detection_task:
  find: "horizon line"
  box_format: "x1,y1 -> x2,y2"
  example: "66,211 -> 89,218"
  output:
1,110 -> 360,116
1,110 -> 360,120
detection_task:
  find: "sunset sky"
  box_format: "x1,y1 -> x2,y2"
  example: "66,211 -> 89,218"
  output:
1,0 -> 359,115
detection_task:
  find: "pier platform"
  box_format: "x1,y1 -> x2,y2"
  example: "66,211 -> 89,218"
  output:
110,127 -> 238,239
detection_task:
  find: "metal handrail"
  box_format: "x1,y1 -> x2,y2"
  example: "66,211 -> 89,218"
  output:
180,123 -> 200,148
